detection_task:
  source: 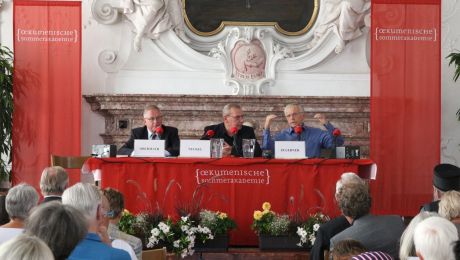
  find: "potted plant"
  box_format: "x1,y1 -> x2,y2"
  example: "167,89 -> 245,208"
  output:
447,51 -> 460,120
194,209 -> 236,252
0,45 -> 14,184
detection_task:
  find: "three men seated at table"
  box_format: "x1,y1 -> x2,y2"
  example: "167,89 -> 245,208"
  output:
117,103 -> 343,158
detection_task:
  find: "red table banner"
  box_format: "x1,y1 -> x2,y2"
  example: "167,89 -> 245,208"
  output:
87,157 -> 375,245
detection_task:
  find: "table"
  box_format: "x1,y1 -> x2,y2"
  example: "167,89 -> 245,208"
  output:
86,157 -> 374,245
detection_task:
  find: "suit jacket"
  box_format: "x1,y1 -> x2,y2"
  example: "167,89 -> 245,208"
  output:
118,125 -> 180,156
420,200 -> 439,212
330,214 -> 405,259
41,196 -> 62,204
310,216 -> 351,260
200,123 -> 262,157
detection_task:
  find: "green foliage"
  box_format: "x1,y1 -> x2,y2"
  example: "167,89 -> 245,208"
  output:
117,210 -> 165,247
0,45 -> 14,182
199,210 -> 237,236
447,51 -> 460,82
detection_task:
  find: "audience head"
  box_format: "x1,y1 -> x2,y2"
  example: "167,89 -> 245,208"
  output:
439,190 -> 460,220
331,239 -> 366,260
432,163 -> 460,200
143,104 -> 163,131
0,234 -> 54,260
39,166 -> 68,196
414,216 -> 458,260
25,201 -> 87,260
5,183 -> 39,221
102,188 -> 124,221
222,104 -> 244,131
399,211 -> 439,260
336,182 -> 371,220
284,104 -> 304,128
335,172 -> 365,196
62,183 -> 101,226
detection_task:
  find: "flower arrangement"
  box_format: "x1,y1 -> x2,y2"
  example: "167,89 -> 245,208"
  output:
199,210 -> 236,237
117,210 -> 165,248
252,202 -> 329,248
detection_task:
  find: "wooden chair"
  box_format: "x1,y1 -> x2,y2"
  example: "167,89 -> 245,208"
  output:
142,247 -> 166,260
50,155 -> 91,169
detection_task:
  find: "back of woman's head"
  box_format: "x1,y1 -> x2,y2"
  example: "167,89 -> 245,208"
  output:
0,234 -> 54,260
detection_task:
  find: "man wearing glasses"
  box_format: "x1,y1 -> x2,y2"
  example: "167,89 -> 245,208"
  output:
262,103 -> 343,158
118,105 -> 180,156
201,103 -> 262,157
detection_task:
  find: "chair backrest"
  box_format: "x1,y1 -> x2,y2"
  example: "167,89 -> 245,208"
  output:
50,155 -> 91,169
142,247 -> 166,260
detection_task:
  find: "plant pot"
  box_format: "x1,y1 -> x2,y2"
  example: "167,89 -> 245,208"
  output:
194,234 -> 229,252
258,234 -> 309,251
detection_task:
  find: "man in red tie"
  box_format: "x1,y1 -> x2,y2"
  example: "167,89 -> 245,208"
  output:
262,104 -> 343,158
200,103 -> 261,157
118,105 -> 180,156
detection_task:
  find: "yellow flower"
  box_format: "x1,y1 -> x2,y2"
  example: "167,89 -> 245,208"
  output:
253,210 -> 263,220
263,209 -> 270,215
262,202 -> 271,211
218,212 -> 227,219
122,209 -> 130,215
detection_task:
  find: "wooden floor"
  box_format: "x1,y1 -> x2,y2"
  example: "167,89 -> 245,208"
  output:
165,248 -> 309,260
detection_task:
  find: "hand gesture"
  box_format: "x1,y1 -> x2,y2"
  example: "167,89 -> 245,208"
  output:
264,114 -> 278,129
222,142 -> 232,157
313,113 -> 328,125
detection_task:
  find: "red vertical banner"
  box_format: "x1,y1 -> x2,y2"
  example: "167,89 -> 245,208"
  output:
371,1 -> 440,215
13,1 -> 81,188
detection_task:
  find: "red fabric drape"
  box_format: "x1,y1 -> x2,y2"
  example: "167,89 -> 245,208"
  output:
370,3 -> 440,215
12,1 -> 81,188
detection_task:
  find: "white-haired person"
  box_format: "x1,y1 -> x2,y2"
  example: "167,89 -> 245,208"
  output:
39,166 -> 68,203
414,216 -> 458,260
0,234 -> 54,260
439,190 -> 460,237
310,172 -> 365,260
62,183 -> 130,260
0,183 -> 39,244
399,211 -> 439,260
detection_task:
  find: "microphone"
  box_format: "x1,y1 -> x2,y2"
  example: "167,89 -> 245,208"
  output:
294,125 -> 303,141
230,127 -> 239,154
203,130 -> 215,140
155,126 -> 164,139
332,128 -> 341,148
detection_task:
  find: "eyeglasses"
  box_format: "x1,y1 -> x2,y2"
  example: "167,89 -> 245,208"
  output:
144,116 -> 163,122
227,115 -> 244,120
285,112 -> 302,118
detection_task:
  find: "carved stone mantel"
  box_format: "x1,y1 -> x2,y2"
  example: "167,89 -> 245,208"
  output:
84,94 -> 370,156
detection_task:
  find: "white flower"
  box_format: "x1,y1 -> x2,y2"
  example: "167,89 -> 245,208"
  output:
173,240 -> 181,248
313,223 -> 320,232
181,224 -> 189,232
151,228 -> 160,236
310,237 -> 316,245
158,222 -> 170,234
181,216 -> 189,222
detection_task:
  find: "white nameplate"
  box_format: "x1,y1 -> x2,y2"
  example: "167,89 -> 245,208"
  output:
180,140 -> 211,158
274,141 -> 306,159
132,139 -> 165,157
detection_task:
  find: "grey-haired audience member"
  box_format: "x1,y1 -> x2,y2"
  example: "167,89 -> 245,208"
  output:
25,201 -> 87,260
414,216 -> 458,260
39,166 -> 68,203
62,183 -> 130,260
439,190 -> 460,237
399,211 -> 439,260
0,234 -> 54,260
2,183 -> 39,228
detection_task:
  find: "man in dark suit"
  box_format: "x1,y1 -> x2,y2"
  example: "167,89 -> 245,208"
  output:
40,166 -> 68,203
421,163 -> 460,212
200,103 -> 261,157
118,105 -> 180,156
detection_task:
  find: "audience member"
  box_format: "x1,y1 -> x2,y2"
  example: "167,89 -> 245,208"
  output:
421,163 -> 460,212
62,183 -> 130,260
0,183 -> 39,243
399,211 -> 438,260
0,234 -> 54,260
310,172 -> 365,260
200,103 -> 262,157
331,239 -> 366,260
352,251 -> 393,260
103,188 -> 142,259
439,190 -> 460,236
39,166 -> 68,203
118,104 -> 180,156
25,201 -> 87,260
330,182 -> 405,258
262,104 -> 344,158
414,216 -> 458,260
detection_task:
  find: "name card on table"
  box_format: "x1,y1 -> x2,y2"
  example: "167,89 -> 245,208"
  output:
132,139 -> 165,157
180,140 -> 211,158
274,141 -> 306,159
